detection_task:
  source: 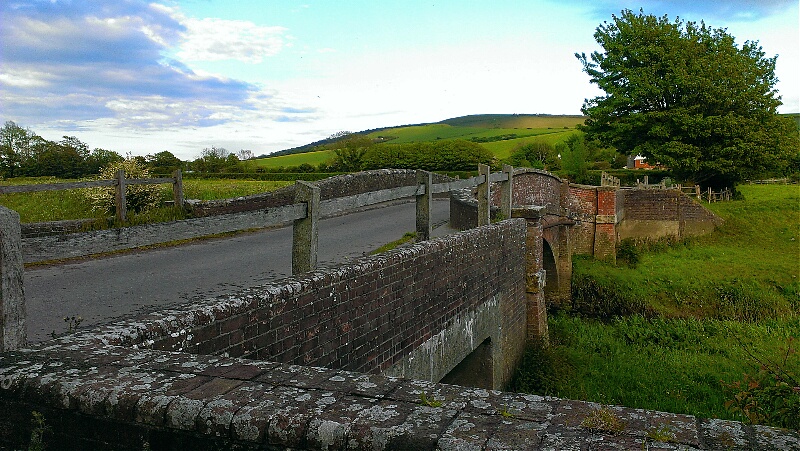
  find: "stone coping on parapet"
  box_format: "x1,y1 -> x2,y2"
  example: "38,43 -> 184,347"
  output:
1,344 -> 797,450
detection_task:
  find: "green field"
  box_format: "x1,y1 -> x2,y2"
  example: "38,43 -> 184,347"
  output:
247,149 -> 334,169
0,177 -> 291,223
513,184 -> 800,428
440,114 -> 585,129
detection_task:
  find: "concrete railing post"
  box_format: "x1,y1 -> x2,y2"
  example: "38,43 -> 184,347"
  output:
416,170 -> 433,241
172,169 -> 184,209
512,206 -> 548,343
500,164 -> 514,220
0,207 -> 26,351
292,180 -> 320,275
477,164 -> 491,226
115,169 -> 127,223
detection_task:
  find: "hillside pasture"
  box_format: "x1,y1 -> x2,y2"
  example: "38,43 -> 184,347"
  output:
440,114 -> 585,129
481,130 -> 581,159
248,149 -> 334,169
367,124 -> 576,145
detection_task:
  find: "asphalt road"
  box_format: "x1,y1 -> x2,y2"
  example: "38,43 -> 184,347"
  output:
24,199 -> 455,343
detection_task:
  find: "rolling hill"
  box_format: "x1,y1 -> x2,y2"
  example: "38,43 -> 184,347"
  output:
253,114 -> 586,168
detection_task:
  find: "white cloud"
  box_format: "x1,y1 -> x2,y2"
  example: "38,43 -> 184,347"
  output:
176,18 -> 287,64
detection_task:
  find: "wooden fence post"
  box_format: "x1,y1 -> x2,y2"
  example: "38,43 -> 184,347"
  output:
292,180 -> 320,275
500,164 -> 514,220
115,169 -> 127,223
172,169 -> 184,208
416,170 -> 433,241
477,164 -> 491,226
0,206 -> 25,351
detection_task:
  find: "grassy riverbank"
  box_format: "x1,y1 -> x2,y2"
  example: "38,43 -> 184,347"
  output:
512,184 -> 799,428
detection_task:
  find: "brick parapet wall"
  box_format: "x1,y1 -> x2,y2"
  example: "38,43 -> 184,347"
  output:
622,189 -> 722,223
506,169 -> 563,215
60,220 -> 526,379
566,185 -> 599,222
2,343 -> 796,450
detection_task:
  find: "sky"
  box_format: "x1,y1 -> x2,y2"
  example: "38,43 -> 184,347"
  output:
1,0 -> 798,161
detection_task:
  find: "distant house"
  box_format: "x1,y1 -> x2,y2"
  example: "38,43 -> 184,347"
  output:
627,155 -> 657,169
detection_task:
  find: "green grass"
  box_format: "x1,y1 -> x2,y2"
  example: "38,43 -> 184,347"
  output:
181,179 -> 292,200
366,124 -> 573,146
533,314 -> 798,420
369,232 -> 416,254
512,184 -> 800,425
0,178 -> 291,223
440,114 -> 585,129
247,150 -> 334,169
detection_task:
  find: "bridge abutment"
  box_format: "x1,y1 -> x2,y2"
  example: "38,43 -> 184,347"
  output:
593,186 -> 619,262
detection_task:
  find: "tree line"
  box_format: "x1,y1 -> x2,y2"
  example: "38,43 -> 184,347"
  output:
0,121 -> 256,179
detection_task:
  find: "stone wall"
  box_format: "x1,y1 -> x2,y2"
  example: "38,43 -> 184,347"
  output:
2,337 -> 796,450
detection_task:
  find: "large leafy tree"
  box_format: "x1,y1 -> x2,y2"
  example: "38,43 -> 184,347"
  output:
577,10 -> 799,189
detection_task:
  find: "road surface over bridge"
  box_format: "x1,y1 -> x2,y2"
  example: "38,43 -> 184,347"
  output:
25,199 -> 455,343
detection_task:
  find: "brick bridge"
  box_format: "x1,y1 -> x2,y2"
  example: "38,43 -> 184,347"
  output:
1,169 -> 794,450
453,168 -> 722,310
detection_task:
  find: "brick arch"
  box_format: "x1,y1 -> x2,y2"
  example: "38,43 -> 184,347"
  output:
541,238 -> 559,300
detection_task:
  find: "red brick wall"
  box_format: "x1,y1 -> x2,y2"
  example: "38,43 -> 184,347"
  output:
623,190 -> 721,222
82,220 -> 527,377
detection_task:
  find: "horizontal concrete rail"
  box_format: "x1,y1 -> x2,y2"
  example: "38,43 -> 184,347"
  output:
21,203 -> 308,264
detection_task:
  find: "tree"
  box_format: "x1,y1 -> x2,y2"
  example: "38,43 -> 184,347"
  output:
557,134 -> 589,182
329,135 -> 373,172
145,151 -> 182,174
237,149 -> 254,161
85,148 -> 124,174
507,142 -> 557,170
0,121 -> 35,177
577,9 -> 800,189
193,146 -> 230,173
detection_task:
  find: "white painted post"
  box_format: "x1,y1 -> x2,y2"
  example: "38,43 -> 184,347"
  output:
0,207 -> 25,351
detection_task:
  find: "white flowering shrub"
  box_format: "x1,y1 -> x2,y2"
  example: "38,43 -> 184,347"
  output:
85,159 -> 162,215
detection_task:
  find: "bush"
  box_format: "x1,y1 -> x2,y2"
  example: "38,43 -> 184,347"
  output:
85,159 -> 161,216
510,337 -> 572,395
723,337 -> 800,430
361,139 -> 494,171
616,239 -> 640,268
569,273 -> 651,321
